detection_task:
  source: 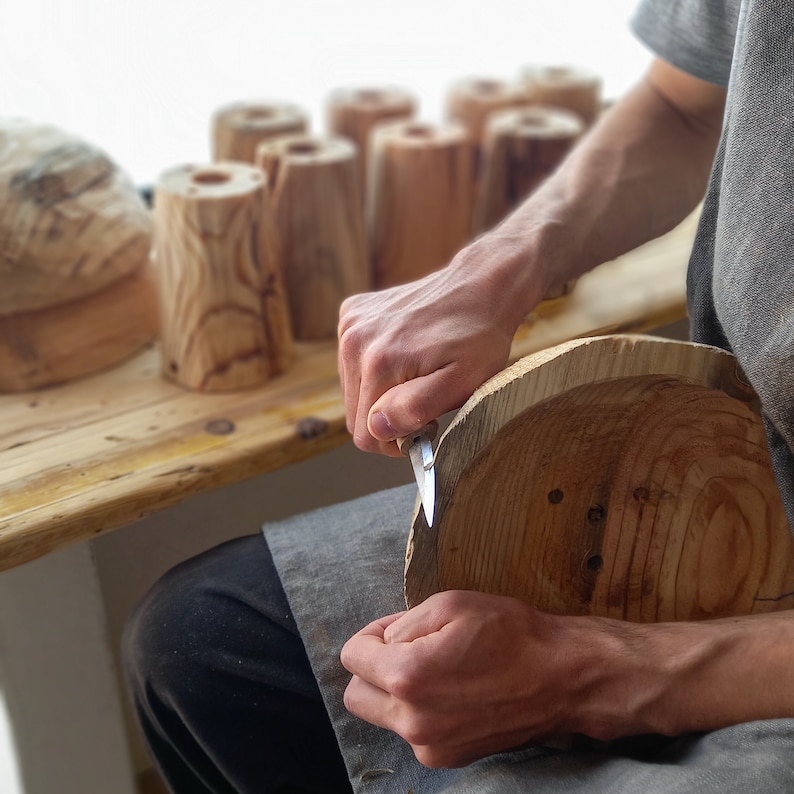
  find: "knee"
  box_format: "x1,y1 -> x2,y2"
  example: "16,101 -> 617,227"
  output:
122,556 -> 209,705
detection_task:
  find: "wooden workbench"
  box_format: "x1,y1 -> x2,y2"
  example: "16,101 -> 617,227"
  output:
0,213 -> 698,572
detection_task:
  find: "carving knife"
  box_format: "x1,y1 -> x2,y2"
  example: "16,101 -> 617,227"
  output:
397,421 -> 438,526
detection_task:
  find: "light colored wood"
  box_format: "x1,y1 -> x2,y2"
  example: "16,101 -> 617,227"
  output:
326,86 -> 416,203
404,334 -> 794,622
474,106 -> 583,235
0,119 -> 156,390
0,119 -> 153,315
211,101 -> 308,164
0,262 -> 158,392
370,121 -> 474,288
155,162 -> 293,391
446,77 -> 526,151
257,135 -> 369,340
0,213 -> 698,572
520,65 -> 602,126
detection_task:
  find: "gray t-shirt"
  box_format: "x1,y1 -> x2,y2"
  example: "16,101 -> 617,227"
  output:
633,0 -> 794,528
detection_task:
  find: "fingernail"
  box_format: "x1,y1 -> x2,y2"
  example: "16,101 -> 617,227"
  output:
369,410 -> 396,440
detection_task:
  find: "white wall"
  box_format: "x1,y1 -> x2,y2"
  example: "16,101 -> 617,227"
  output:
1,0 -> 650,185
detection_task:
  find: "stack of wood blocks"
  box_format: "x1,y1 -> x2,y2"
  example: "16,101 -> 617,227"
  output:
155,63 -> 601,392
0,64 -> 602,394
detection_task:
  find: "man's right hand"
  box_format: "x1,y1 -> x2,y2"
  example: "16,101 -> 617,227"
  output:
337,245 -> 532,456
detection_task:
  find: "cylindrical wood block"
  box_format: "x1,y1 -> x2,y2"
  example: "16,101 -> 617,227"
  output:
326,86 -> 416,202
445,77 -> 526,151
256,135 -> 369,340
474,106 -> 584,234
155,162 -> 293,391
211,101 -> 308,164
369,121 -> 474,289
520,65 -> 602,126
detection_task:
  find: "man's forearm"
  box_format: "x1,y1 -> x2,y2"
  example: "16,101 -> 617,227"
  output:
449,58 -> 727,331
566,610 -> 794,740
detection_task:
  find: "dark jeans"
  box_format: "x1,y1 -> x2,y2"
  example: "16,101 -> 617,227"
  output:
122,535 -> 353,794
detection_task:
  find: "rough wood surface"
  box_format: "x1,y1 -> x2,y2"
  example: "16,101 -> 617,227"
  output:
155,162 -> 293,391
370,121 -> 474,288
0,119 -> 153,315
0,263 -> 158,392
404,335 -> 794,621
326,87 -> 416,203
257,135 -> 369,339
474,106 -> 583,234
520,65 -> 602,126
211,101 -> 308,164
0,213 -> 698,572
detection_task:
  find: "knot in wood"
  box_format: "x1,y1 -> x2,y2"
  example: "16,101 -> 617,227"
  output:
204,418 -> 236,435
297,416 -> 328,440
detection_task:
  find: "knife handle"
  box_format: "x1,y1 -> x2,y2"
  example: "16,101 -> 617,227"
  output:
396,420 -> 439,456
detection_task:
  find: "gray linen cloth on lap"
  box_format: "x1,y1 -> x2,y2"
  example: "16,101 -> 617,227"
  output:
264,485 -> 794,793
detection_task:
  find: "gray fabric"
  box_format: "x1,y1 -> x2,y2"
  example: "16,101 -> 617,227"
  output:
631,0 -> 742,86
265,486 -> 794,793
636,0 -> 794,528
686,0 -> 794,529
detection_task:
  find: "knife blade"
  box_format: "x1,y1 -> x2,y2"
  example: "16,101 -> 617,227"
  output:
397,421 -> 438,526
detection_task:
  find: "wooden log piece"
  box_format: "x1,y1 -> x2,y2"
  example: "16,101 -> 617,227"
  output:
445,77 -> 526,153
0,118 -> 157,391
326,86 -> 416,203
474,106 -> 583,235
369,121 -> 474,289
0,118 -> 153,315
155,162 -> 293,391
211,101 -> 308,164
405,334 -> 794,623
0,263 -> 158,392
256,135 -> 369,340
520,65 -> 603,126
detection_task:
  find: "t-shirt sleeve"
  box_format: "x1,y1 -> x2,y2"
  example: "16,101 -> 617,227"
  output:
631,0 -> 742,85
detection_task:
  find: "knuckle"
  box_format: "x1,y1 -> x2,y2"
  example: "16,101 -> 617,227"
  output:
360,344 -> 392,378
413,745 -> 456,769
398,714 -> 436,748
387,665 -> 424,703
338,325 -> 363,356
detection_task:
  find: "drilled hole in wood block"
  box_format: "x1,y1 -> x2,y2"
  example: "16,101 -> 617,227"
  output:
191,170 -> 232,186
403,124 -> 434,138
472,79 -> 502,94
356,89 -> 386,103
287,141 -> 319,155
245,107 -> 276,120
520,110 -> 550,129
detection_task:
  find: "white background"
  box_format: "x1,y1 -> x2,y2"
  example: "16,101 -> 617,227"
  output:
0,0 -> 650,186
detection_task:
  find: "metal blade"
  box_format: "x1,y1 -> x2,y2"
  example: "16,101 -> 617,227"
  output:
408,434 -> 435,526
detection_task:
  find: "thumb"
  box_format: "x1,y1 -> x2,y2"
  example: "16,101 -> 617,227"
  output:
367,367 -> 472,442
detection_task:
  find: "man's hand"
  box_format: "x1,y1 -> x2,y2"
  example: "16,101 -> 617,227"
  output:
338,249 -> 538,455
342,589 -> 794,769
341,590 -> 592,767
